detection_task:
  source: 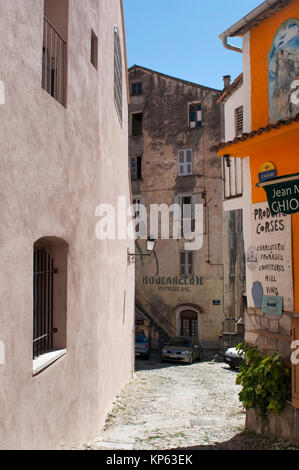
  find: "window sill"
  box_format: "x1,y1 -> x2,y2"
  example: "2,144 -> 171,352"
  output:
33,349 -> 66,376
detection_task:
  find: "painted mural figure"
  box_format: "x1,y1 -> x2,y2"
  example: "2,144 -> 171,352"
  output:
268,19 -> 299,123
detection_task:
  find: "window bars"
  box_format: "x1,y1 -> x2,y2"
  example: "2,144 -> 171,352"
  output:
42,17 -> 66,106
33,248 -> 58,359
114,26 -> 123,125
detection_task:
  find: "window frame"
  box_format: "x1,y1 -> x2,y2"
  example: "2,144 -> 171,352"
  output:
131,156 -> 142,180
189,102 -> 202,128
180,250 -> 194,276
178,149 -> 193,176
132,82 -> 143,96
131,112 -> 143,137
32,238 -> 68,375
114,26 -> 123,126
90,29 -> 98,70
235,106 -> 244,137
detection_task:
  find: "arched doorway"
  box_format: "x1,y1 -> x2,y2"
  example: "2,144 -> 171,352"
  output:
181,311 -> 198,337
175,304 -> 202,340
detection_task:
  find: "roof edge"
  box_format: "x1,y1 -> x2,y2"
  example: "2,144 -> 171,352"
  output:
128,65 -> 221,92
219,0 -> 292,39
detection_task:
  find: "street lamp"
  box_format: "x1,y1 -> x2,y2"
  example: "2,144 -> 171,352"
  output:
128,236 -> 156,265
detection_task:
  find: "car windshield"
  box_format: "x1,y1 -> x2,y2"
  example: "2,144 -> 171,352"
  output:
168,338 -> 191,347
135,335 -> 147,343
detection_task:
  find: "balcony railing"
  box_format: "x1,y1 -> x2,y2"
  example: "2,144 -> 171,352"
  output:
42,17 -> 66,106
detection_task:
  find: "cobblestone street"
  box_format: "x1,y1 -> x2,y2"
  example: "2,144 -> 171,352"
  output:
82,354 -> 246,450
81,354 -> 299,451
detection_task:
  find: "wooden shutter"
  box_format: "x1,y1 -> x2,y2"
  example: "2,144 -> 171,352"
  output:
178,150 -> 193,176
292,319 -> 299,409
235,106 -> 243,136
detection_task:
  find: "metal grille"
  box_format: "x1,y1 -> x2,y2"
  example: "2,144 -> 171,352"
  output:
114,26 -> 123,125
33,248 -> 57,359
42,17 -> 66,106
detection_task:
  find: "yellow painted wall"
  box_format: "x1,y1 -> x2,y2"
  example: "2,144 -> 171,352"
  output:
249,0 -> 299,311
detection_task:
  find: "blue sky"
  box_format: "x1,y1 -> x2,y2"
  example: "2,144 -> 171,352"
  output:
124,0 -> 263,90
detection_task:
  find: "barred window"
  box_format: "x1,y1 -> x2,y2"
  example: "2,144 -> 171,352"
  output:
42,0 -> 68,107
33,237 -> 68,370
114,26 -> 122,125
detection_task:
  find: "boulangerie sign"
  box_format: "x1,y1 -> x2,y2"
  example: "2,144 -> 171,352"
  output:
247,202 -> 294,311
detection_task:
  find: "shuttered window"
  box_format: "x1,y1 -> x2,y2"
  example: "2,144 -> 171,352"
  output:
180,251 -> 194,276
114,26 -> 122,125
235,106 -> 243,136
178,149 -> 193,176
292,319 -> 299,409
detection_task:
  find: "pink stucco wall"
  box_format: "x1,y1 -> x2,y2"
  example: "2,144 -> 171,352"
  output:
0,0 -> 135,449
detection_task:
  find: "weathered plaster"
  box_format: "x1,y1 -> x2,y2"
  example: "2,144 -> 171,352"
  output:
0,0 -> 134,450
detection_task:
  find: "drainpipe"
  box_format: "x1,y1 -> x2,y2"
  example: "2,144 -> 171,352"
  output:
219,0 -> 286,54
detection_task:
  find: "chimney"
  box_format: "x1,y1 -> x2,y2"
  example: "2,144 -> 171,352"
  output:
223,75 -> 231,89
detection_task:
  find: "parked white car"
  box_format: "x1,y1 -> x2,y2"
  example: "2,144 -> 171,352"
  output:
224,347 -> 245,369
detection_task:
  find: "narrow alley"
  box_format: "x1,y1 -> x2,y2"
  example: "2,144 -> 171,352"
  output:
81,356 -> 297,451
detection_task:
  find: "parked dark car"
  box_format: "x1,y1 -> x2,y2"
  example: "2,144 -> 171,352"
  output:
161,337 -> 202,364
224,347 -> 245,369
135,332 -> 150,360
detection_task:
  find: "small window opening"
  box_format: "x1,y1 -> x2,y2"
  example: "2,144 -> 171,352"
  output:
132,113 -> 143,136
91,29 -> 98,69
132,82 -> 143,96
189,103 -> 202,128
131,156 -> 142,180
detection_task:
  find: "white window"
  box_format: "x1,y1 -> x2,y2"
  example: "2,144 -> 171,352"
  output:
178,149 -> 193,176
235,106 -> 243,136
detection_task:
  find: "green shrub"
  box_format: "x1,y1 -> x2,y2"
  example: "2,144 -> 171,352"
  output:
236,343 -> 291,418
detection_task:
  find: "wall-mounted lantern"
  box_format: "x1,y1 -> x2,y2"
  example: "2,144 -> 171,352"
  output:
128,236 -> 156,265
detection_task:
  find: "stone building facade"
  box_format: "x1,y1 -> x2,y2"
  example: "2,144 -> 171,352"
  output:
0,0 -> 135,449
129,66 -> 224,355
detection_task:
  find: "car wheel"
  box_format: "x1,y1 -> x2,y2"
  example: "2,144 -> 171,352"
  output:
188,354 -> 193,365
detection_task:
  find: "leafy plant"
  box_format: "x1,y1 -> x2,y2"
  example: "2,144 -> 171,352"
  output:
236,343 -> 291,418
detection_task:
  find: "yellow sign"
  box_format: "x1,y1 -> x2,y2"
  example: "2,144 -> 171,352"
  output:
259,162 -> 277,183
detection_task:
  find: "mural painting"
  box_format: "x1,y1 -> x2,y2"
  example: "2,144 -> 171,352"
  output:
268,19 -> 299,123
